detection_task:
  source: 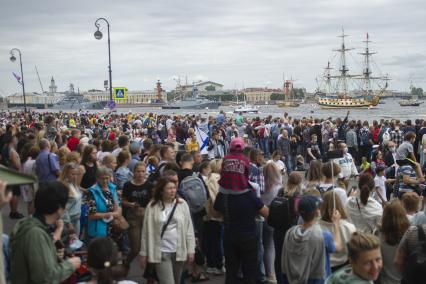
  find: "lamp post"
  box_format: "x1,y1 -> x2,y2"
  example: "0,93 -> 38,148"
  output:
94,17 -> 113,101
10,48 -> 27,113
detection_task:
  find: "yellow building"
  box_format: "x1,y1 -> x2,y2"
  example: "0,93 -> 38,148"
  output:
83,89 -> 167,105
243,88 -> 282,103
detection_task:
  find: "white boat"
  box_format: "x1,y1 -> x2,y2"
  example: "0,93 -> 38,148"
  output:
233,104 -> 258,114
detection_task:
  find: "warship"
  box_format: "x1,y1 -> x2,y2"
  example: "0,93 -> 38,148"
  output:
51,84 -> 108,110
162,83 -> 219,110
316,29 -> 388,108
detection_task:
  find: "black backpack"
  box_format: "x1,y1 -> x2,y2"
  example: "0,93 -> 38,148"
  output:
402,225 -> 426,284
267,190 -> 300,232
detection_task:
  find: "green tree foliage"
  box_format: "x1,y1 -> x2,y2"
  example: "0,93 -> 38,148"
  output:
411,86 -> 424,98
270,93 -> 285,100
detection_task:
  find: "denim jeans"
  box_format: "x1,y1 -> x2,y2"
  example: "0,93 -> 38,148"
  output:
258,138 -> 270,157
224,231 -> 258,284
256,220 -> 266,282
283,155 -> 292,175
273,228 -> 285,284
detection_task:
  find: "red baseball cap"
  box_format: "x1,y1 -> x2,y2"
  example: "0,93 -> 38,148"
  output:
230,137 -> 245,151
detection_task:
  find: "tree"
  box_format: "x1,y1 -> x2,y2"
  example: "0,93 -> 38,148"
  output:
270,93 -> 285,100
411,87 -> 424,98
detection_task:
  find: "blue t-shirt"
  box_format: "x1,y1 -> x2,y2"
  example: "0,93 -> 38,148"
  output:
214,189 -> 263,236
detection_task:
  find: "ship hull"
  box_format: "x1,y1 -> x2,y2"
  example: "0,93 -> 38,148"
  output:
317,96 -> 380,109
162,102 -> 220,110
51,100 -> 109,110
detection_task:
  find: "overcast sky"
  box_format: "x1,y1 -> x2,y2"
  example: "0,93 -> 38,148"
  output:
1,0 -> 425,95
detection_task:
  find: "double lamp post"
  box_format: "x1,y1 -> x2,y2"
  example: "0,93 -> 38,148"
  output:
9,17 -> 113,113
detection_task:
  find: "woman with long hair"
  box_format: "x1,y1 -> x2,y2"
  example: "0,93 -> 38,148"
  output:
319,191 -> 356,272
122,162 -> 151,267
59,162 -> 83,236
305,159 -> 323,189
262,162 -> 282,283
79,144 -> 98,190
140,178 -> 195,284
203,159 -> 225,275
346,173 -> 383,233
378,200 -> 410,284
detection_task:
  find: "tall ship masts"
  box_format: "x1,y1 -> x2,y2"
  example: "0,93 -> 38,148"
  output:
317,29 -> 389,108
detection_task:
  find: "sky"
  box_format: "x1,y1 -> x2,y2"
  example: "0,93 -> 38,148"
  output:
1,0 -> 426,95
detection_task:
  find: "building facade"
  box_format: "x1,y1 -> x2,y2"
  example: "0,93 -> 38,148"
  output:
244,88 -> 282,103
83,89 -> 167,104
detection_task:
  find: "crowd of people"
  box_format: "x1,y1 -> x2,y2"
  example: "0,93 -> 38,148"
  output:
0,109 -> 425,284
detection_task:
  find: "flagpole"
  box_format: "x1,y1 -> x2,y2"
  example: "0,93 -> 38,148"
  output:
10,48 -> 27,113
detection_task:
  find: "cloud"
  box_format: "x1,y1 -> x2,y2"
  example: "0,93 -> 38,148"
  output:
0,0 -> 425,94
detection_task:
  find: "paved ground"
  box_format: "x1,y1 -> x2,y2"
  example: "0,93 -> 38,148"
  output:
1,201 -> 224,284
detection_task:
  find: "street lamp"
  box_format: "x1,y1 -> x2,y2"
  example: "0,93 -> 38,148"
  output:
10,48 -> 27,113
94,17 -> 113,101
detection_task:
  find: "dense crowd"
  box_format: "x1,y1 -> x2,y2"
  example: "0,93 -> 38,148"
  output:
0,109 -> 425,284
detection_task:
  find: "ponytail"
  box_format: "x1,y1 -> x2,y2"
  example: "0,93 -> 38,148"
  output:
358,173 -> 375,206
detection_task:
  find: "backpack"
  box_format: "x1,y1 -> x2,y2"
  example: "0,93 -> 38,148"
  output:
382,129 -> 391,144
359,129 -> 371,146
402,225 -> 426,284
267,190 -> 300,231
145,163 -> 166,188
178,173 -> 207,213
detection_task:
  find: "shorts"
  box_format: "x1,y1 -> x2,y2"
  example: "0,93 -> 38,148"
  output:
21,184 -> 36,203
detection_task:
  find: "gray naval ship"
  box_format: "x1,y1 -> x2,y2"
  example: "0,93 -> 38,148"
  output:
162,85 -> 220,110
51,84 -> 108,110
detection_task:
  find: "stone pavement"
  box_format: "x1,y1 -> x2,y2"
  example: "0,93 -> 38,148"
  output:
1,201 -> 224,283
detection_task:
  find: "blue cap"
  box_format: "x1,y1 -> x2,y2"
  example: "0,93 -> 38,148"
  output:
299,195 -> 322,214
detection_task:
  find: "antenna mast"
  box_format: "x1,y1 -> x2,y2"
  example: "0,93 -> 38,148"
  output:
35,66 -> 45,93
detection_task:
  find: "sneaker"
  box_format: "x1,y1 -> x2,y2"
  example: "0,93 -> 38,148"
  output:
214,267 -> 226,275
9,212 -> 24,219
206,267 -> 216,274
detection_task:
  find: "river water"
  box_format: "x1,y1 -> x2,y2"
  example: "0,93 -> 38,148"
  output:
109,98 -> 426,122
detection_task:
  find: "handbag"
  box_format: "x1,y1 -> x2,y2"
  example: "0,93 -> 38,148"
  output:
111,213 -> 129,232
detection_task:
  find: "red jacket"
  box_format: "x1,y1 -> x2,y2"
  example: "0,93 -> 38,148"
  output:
67,136 -> 80,151
219,152 -> 251,191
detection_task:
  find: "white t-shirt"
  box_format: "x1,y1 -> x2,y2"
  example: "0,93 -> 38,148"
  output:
374,175 -> 387,202
161,201 -> 178,253
267,159 -> 286,173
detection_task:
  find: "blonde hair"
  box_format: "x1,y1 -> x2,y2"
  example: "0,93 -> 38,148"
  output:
286,171 -> 302,196
59,162 -> 80,197
102,154 -> 116,170
347,232 -> 380,262
66,151 -> 81,164
209,159 -> 223,174
321,191 -> 348,222
57,146 -> 71,167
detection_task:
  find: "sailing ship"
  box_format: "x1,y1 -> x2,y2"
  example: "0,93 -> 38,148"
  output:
316,29 -> 388,108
